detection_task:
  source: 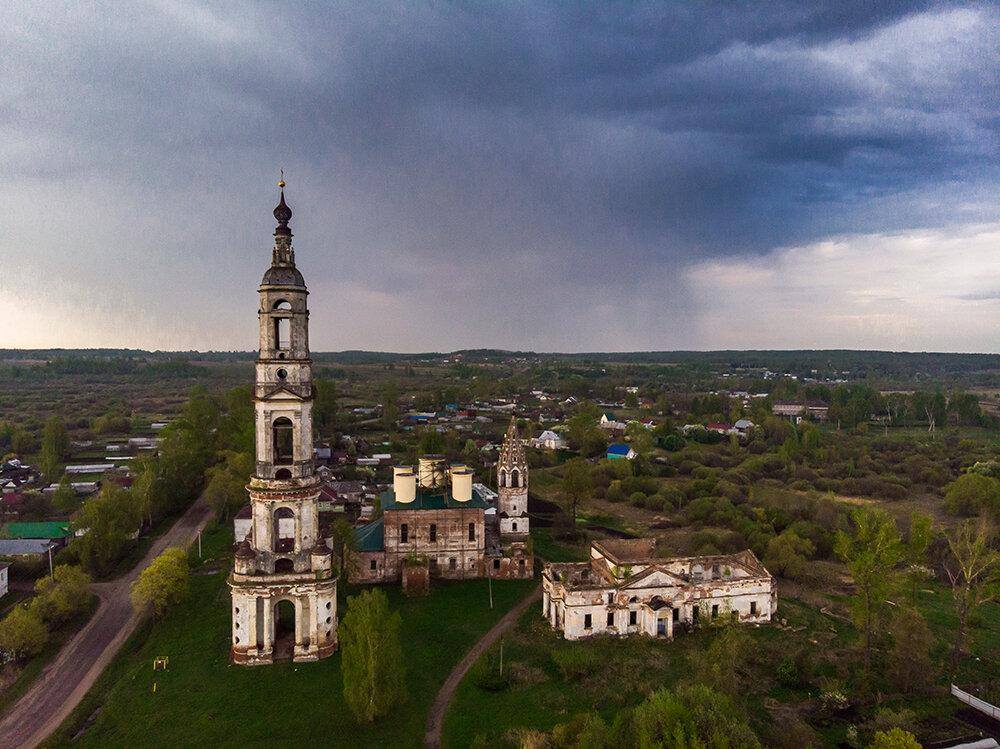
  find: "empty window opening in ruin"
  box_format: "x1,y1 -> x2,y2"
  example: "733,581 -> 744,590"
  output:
274,317 -> 290,350
429,524 -> 437,542
400,524 -> 409,543
272,418 -> 294,465
273,507 -> 295,553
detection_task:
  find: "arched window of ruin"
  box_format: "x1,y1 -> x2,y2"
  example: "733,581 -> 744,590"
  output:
499,469 -> 507,488
274,557 -> 294,573
273,507 -> 295,553
273,299 -> 292,310
273,417 -> 294,464
274,317 -> 290,350
510,469 -> 520,488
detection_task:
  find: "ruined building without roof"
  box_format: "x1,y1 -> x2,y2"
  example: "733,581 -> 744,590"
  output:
543,538 -> 775,640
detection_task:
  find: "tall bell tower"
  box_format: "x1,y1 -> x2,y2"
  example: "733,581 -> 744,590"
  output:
497,418 -> 529,539
229,178 -> 338,665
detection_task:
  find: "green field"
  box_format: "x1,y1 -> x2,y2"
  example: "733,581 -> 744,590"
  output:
46,523 -> 535,748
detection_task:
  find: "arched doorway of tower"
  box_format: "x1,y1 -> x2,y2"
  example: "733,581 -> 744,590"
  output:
273,507 -> 295,553
273,599 -> 297,660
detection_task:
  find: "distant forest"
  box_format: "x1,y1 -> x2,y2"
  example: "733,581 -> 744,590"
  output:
1,348 -> 1000,383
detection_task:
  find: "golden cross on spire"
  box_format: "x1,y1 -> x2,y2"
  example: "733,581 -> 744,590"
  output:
278,168 -> 285,189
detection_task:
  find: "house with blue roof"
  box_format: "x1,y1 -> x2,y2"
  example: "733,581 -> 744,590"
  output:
607,443 -> 637,461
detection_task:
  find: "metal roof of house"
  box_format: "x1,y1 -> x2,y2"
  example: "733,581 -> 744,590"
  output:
3,521 -> 73,539
355,518 -> 385,552
381,487 -> 489,512
0,539 -> 55,556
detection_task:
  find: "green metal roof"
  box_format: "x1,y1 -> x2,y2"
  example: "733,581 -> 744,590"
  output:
381,487 -> 489,512
355,518 -> 385,552
3,521 -> 73,539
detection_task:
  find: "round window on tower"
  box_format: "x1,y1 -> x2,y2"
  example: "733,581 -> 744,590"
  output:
277,368 -> 288,380
278,352 -> 286,360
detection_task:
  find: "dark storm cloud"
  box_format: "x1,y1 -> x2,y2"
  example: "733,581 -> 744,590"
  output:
0,1 -> 998,351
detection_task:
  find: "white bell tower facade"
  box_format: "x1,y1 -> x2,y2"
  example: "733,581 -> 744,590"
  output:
229,180 -> 338,665
497,418 -> 530,539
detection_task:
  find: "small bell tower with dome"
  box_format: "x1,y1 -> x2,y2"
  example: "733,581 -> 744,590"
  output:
229,177 -> 338,665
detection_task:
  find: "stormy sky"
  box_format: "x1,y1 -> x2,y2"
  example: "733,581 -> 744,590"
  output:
2,1 -> 999,353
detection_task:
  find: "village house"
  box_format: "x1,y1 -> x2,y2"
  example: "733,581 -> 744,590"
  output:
532,430 -> 567,450
606,443 -> 637,461
772,401 -> 830,423
542,538 -> 775,640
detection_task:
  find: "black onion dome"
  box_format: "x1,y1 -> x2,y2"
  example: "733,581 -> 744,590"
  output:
261,265 -> 305,287
273,189 -> 292,224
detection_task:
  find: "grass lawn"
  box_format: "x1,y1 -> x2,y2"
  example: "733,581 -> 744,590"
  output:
45,523 -> 536,748
529,528 -> 587,563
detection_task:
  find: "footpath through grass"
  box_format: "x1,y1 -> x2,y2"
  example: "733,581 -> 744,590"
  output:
46,523 -> 535,748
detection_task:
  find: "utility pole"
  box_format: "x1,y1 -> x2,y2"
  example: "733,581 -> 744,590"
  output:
48,543 -> 54,578
488,573 -> 493,609
197,530 -> 202,559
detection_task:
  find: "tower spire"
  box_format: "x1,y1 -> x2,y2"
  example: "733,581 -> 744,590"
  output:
271,174 -> 295,267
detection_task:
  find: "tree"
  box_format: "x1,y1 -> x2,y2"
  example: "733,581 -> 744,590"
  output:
565,405 -> 607,457
313,378 -> 338,434
330,518 -> 357,577
32,564 -> 92,625
943,473 -> 1000,518
73,484 -> 142,576
52,475 -> 78,514
339,589 -> 406,722
39,415 -> 69,479
131,547 -> 190,618
631,684 -> 762,749
380,381 -> 400,430
689,624 -> 752,699
0,605 -> 48,662
868,727 -> 921,749
834,508 -> 904,676
625,421 -> 654,459
903,512 -> 933,602
560,459 -> 592,533
205,450 -> 254,520
764,530 -> 815,581
888,607 -> 933,694
942,520 -> 1000,675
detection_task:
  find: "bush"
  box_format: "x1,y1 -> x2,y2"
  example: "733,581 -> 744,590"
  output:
659,434 -> 685,451
551,647 -> 600,681
0,606 -> 49,662
629,491 -> 647,507
944,473 -> 1000,517
470,650 -> 510,692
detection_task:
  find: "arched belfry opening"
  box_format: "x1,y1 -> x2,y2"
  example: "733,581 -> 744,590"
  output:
273,507 -> 295,553
273,599 -> 297,660
272,417 -> 293,464
510,469 -> 520,488
273,299 -> 291,310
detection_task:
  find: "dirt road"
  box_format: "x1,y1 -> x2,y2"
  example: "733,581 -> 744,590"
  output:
424,583 -> 541,749
0,495 -> 214,749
